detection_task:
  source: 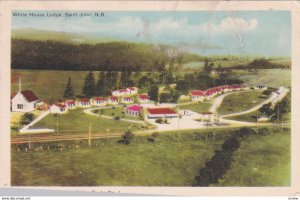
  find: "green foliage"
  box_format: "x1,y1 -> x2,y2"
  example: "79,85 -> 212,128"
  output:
11,39 -> 201,71
148,85 -> 159,102
119,130 -> 134,145
82,71 -> 96,98
195,128 -> 255,186
63,77 -> 75,99
20,113 -> 35,125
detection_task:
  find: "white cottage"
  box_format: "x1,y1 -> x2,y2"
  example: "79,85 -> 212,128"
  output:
77,98 -> 91,108
50,104 -> 68,114
11,90 -> 39,112
65,100 -> 76,109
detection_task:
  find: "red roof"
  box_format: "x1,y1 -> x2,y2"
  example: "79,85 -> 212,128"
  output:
79,98 -> 90,103
65,100 -> 76,105
139,94 -> 149,99
54,104 -> 66,108
127,105 -> 143,112
94,97 -> 106,101
147,108 -> 177,115
191,90 -> 205,96
15,90 -> 38,102
110,96 -> 118,101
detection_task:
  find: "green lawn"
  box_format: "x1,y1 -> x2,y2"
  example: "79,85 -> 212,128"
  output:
218,90 -> 267,115
215,128 -> 291,186
92,106 -> 143,121
11,130 -> 227,186
32,109 -> 144,134
11,127 -> 291,186
179,102 -> 212,113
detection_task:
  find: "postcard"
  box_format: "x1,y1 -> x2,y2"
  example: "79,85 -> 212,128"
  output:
0,0 -> 300,196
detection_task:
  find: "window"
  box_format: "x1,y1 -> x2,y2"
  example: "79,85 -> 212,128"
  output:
17,104 -> 23,109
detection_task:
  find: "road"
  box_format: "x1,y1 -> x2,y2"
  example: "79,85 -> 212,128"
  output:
221,87 -> 289,118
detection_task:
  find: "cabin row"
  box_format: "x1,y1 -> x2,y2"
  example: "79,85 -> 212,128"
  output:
190,84 -> 250,102
11,89 -> 150,113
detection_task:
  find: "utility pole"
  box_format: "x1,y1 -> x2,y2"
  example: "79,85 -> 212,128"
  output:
177,99 -> 180,140
88,121 -> 92,147
56,115 -> 59,133
28,136 -> 31,150
256,113 -> 258,133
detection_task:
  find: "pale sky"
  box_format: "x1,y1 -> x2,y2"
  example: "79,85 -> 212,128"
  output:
12,11 -> 291,57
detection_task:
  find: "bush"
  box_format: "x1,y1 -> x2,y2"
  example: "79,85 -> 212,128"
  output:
155,118 -> 164,124
147,137 -> 155,143
119,130 -> 134,145
114,116 -> 120,120
20,113 -> 35,125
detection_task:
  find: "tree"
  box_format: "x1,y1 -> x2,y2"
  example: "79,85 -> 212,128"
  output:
96,71 -> 105,96
20,113 -> 35,125
148,85 -> 159,102
82,71 -> 96,98
63,77 -> 75,99
119,130 -> 134,145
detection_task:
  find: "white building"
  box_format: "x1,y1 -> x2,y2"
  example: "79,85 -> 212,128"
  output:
121,97 -> 134,104
146,107 -> 178,119
50,104 -> 68,114
92,97 -> 107,106
65,100 -> 76,109
138,94 -> 150,103
77,98 -> 91,108
11,90 -> 39,112
190,90 -> 205,102
108,96 -> 119,105
112,87 -> 138,97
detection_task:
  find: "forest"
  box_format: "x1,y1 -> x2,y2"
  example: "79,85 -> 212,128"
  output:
11,39 -> 202,71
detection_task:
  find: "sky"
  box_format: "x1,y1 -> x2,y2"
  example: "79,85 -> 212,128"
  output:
12,11 -> 291,57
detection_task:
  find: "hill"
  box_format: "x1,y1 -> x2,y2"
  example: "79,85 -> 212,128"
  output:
11,29 -> 203,71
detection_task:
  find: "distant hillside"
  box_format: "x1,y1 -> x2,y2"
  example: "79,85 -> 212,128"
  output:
11,39 -> 202,71
12,28 -> 115,44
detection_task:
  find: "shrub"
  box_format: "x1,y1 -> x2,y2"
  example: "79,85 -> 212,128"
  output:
119,130 -> 134,145
155,118 -> 164,124
114,116 -> 120,120
20,113 -> 35,125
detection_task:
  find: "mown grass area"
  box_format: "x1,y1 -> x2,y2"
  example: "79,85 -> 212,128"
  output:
179,102 -> 212,113
11,129 -> 233,186
215,127 -> 291,186
218,90 -> 267,115
234,69 -> 291,88
32,109 -> 145,134
92,106 -> 143,121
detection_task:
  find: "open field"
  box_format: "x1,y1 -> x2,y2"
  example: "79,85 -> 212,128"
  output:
218,90 -> 267,115
92,106 -> 143,121
214,127 -> 291,186
234,69 -> 291,88
32,109 -> 144,134
11,127 -> 291,186
11,129 -> 229,186
12,70 -> 90,100
179,102 -> 212,113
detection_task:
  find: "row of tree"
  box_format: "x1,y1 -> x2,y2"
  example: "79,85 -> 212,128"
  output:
194,128 -> 254,186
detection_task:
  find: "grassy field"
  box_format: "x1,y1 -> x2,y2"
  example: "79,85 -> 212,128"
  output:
92,106 -> 143,121
179,102 -> 212,113
32,109 -> 144,134
218,90 -> 267,115
11,129 -> 229,186
234,69 -> 291,88
214,127 -> 291,186
12,70 -> 90,100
